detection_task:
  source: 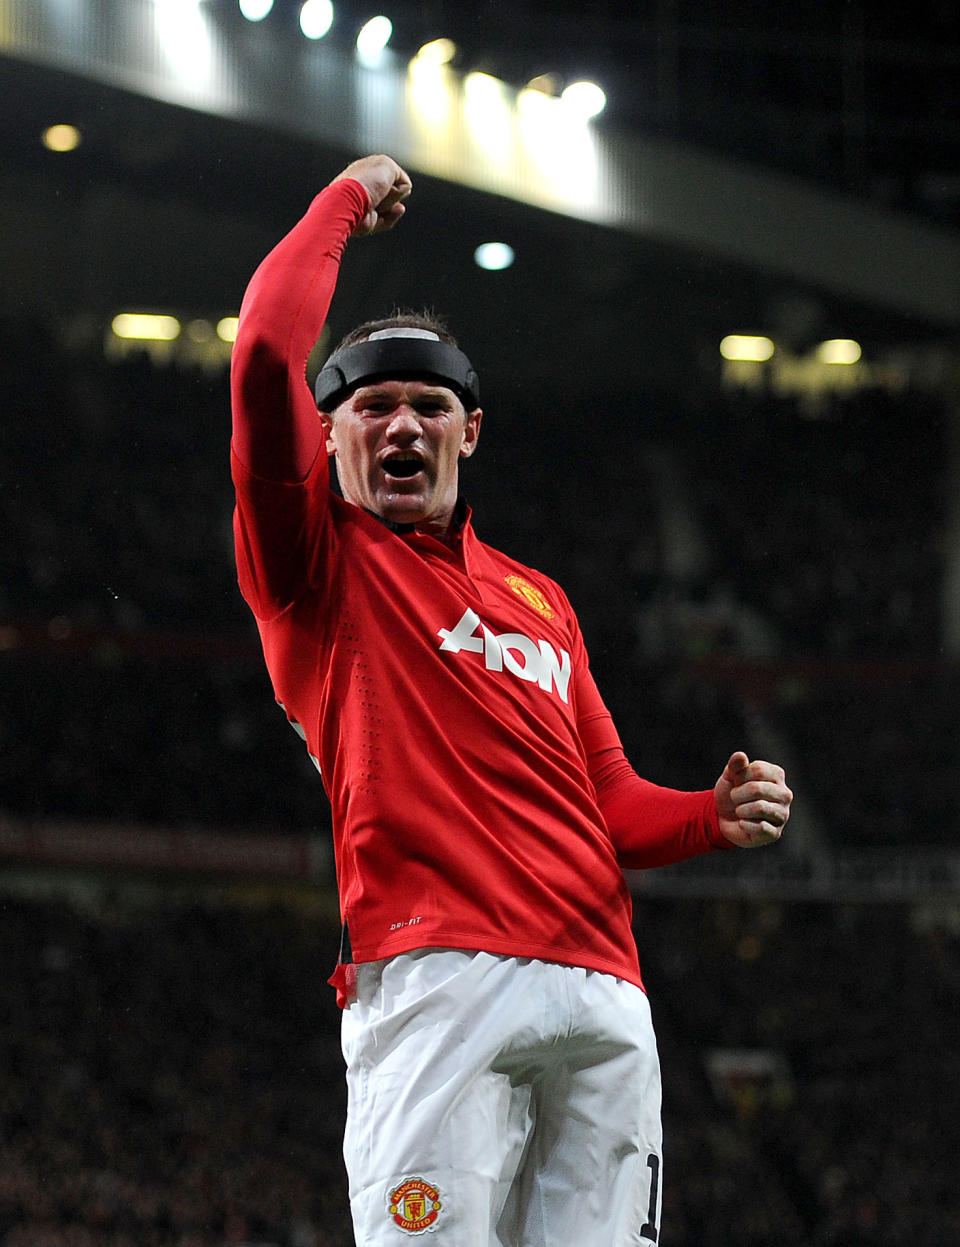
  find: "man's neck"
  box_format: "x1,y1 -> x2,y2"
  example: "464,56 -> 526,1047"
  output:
368,496 -> 467,545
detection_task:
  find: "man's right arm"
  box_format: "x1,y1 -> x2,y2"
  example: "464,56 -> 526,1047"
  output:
231,153 -> 412,482
230,155 -> 412,615
230,177 -> 369,484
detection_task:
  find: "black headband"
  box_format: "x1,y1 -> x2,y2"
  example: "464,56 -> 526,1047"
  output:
314,333 -> 480,412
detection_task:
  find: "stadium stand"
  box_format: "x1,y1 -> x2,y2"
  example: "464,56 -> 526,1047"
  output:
2,326 -> 956,843
1,316 -> 958,1246
0,893 -> 956,1247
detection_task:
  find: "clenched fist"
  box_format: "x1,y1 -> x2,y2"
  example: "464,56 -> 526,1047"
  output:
332,154 -> 413,236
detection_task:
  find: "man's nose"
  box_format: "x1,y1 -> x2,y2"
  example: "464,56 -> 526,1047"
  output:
386,407 -> 422,438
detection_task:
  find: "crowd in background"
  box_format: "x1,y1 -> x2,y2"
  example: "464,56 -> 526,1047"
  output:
2,321 -> 959,1244
0,892 -> 956,1247
0,896 -> 350,1247
1,321 -> 956,845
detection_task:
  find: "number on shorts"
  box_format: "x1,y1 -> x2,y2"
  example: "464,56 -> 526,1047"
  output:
640,1152 -> 660,1242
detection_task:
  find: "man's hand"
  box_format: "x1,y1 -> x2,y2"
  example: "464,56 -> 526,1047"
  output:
714,752 -> 792,847
332,154 -> 412,236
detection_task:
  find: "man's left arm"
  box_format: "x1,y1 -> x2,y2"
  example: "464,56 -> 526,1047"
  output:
577,668 -> 791,869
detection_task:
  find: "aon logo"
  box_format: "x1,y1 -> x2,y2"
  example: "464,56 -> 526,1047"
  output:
437,608 -> 572,703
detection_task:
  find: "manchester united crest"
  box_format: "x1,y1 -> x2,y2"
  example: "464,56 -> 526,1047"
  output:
504,574 -> 555,620
388,1176 -> 442,1235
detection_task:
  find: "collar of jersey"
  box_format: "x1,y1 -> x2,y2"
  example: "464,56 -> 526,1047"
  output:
365,495 -> 469,539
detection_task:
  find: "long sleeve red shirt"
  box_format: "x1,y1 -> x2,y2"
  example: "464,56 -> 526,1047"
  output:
231,178 -> 729,1004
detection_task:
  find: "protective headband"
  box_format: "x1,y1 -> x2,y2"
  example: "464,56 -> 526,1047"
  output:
314,328 -> 480,412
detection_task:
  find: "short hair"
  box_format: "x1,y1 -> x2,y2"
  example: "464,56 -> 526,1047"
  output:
333,309 -> 458,352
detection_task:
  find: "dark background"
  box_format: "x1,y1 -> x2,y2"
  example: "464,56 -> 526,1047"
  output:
1,3 -> 959,1244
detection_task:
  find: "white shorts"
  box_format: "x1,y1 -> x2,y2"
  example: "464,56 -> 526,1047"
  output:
341,949 -> 663,1247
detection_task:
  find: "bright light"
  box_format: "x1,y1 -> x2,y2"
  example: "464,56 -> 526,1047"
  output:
112,314 -> 181,342
720,335 -> 775,362
152,0 -> 213,87
217,317 -> 240,343
407,55 -> 455,128
300,0 -> 333,39
816,338 -> 862,365
464,72 -> 513,159
518,86 -> 565,167
239,0 -> 273,19
415,37 -> 456,65
42,124 -> 81,152
474,242 -> 515,271
517,83 -> 600,209
356,15 -> 392,62
464,71 -> 504,101
560,80 -> 606,120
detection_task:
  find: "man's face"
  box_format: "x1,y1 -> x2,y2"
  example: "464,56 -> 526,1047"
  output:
320,380 -> 482,533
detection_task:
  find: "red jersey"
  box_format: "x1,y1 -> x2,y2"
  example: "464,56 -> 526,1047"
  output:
231,179 -> 728,1004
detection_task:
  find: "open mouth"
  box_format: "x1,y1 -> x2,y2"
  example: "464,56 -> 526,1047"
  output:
382,454 -> 425,479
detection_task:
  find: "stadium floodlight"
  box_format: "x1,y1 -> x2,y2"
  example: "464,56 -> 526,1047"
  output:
464,71 -> 505,103
463,72 -> 512,156
415,37 -> 456,65
356,15 -> 392,64
719,335 -> 775,362
300,0 -> 333,39
42,124 -> 82,152
815,338 -> 862,365
111,314 -> 181,342
560,80 -> 606,120
474,242 -> 515,271
152,0 -> 213,81
239,0 -> 274,20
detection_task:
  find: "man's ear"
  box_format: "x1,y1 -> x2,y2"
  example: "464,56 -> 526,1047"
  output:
460,408 -> 482,459
318,411 -> 337,456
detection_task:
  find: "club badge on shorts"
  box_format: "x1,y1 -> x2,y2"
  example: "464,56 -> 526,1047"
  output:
387,1176 -> 442,1234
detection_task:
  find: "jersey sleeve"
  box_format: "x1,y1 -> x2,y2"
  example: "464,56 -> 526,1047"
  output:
230,177 -> 370,618
575,660 -> 731,869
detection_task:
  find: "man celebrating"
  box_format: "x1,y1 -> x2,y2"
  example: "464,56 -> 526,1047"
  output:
231,154 -> 791,1246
